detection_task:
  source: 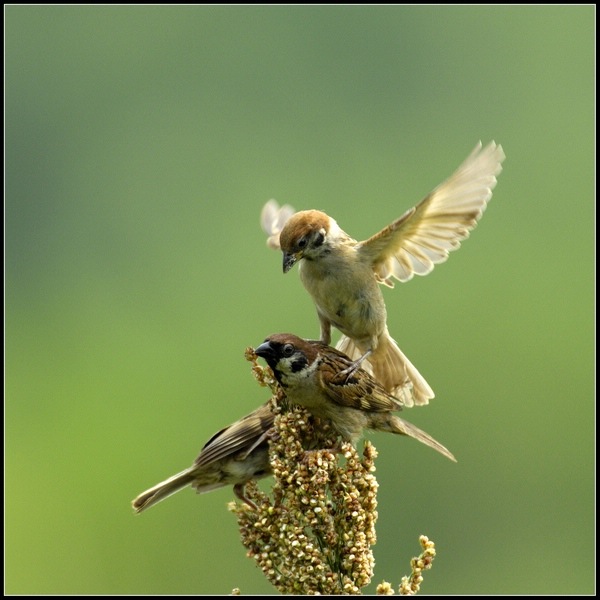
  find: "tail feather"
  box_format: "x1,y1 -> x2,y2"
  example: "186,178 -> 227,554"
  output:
132,468 -> 196,514
336,333 -> 434,407
386,415 -> 456,462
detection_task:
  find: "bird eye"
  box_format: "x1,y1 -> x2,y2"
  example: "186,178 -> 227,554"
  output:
297,237 -> 307,249
282,344 -> 295,357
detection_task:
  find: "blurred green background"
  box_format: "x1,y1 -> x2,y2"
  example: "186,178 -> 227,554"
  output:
6,5 -> 594,595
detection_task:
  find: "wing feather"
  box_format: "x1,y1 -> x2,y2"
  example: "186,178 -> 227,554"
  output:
194,403 -> 275,467
358,141 -> 505,283
261,199 -> 296,250
318,349 -> 403,413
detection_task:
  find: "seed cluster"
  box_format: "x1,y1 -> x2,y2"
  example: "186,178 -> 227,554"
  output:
230,398 -> 378,594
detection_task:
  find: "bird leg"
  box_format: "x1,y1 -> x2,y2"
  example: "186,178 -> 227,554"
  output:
318,314 -> 332,346
233,483 -> 258,510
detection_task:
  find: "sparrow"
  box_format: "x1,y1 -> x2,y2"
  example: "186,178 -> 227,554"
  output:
254,333 -> 456,462
131,402 -> 275,513
261,141 -> 505,406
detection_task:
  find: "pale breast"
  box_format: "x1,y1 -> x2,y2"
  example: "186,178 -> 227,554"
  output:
299,257 -> 386,339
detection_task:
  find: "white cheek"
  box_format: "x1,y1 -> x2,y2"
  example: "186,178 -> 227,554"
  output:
279,357 -> 295,375
279,356 -> 319,385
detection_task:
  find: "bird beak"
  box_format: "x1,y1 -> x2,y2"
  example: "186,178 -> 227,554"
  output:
255,341 -> 276,360
282,252 -> 299,273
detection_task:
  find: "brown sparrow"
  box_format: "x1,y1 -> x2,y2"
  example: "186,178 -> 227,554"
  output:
254,333 -> 456,461
131,402 -> 275,513
261,141 -> 505,406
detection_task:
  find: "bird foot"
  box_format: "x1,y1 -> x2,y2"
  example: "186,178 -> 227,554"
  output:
336,349 -> 372,382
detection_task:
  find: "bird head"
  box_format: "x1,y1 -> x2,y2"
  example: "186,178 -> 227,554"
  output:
254,334 -> 319,383
278,210 -> 331,273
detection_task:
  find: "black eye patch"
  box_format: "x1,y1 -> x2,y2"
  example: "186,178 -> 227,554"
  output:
313,231 -> 325,247
290,356 -> 308,372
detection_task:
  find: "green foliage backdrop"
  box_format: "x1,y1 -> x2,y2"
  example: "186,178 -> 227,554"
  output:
6,6 -> 594,595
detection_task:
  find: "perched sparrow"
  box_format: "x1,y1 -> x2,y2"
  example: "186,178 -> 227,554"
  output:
131,402 -> 275,513
254,333 -> 456,461
261,141 -> 505,406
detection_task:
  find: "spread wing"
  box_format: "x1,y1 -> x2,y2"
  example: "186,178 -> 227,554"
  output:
318,347 -> 403,413
194,402 -> 275,467
358,141 -> 505,285
261,199 -> 296,250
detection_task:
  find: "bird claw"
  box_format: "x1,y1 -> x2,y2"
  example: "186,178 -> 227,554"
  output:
336,349 -> 372,383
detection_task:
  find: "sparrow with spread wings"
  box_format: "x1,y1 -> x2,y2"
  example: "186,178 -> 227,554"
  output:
261,142 -> 505,406
132,402 -> 275,513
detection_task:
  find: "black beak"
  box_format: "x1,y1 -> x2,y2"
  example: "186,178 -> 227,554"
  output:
282,252 -> 298,273
255,341 -> 276,361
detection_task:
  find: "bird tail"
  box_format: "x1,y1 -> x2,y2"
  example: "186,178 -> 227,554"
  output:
384,414 -> 456,462
131,468 -> 196,514
336,332 -> 434,407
